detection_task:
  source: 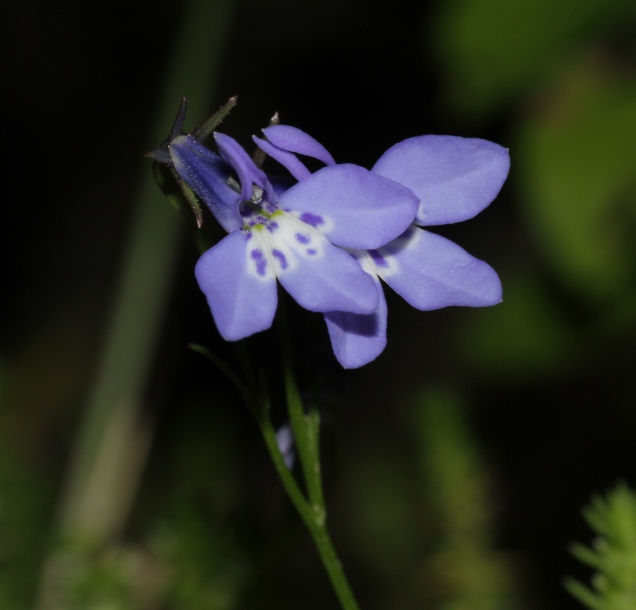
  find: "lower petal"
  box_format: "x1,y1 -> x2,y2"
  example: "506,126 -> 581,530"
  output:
272,216 -> 379,314
195,231 -> 278,340
324,276 -> 387,369
375,226 -> 502,310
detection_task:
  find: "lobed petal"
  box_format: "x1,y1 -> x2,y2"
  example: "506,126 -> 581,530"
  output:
372,135 -> 510,226
195,231 -> 278,340
169,135 -> 243,232
374,226 -> 502,310
253,136 -> 311,181
324,260 -> 387,368
279,164 -> 419,249
271,214 -> 379,314
262,124 -> 336,166
214,132 -> 276,204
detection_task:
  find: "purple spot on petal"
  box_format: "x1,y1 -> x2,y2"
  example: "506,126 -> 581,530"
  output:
272,249 -> 288,269
306,248 -> 317,255
267,221 -> 279,233
300,212 -> 324,228
251,248 -> 267,276
295,232 -> 310,244
369,249 -> 389,268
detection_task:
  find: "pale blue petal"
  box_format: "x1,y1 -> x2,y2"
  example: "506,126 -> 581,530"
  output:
195,231 -> 278,340
253,136 -> 311,181
324,271 -> 387,369
374,226 -> 502,309
214,132 -> 276,203
279,164 -> 419,249
262,124 -> 336,166
372,135 -> 510,226
268,214 -> 379,314
169,135 -> 243,232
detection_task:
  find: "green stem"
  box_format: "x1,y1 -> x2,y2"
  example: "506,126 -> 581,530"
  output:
275,301 -> 324,511
256,409 -> 360,610
305,521 -> 360,610
269,302 -> 360,610
194,262 -> 359,610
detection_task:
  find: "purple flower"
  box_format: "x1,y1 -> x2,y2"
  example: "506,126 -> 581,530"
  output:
165,129 -> 420,341
261,128 -> 510,368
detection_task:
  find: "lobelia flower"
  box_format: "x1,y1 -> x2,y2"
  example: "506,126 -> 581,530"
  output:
151,122 -> 420,341
258,126 -> 510,368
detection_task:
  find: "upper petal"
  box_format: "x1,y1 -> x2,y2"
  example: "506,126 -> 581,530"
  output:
324,257 -> 387,369
372,135 -> 510,226
214,132 -> 276,204
262,125 -> 336,166
169,135 -> 243,232
253,136 -> 311,181
279,164 -> 419,249
268,213 -> 379,314
195,230 -> 278,340
373,226 -> 502,310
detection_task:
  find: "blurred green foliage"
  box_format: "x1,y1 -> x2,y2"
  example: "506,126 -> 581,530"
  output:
566,484 -> 636,610
414,388 -> 521,610
518,57 -> 636,302
433,0 -> 636,117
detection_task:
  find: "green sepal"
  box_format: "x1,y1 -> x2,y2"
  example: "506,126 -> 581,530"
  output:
175,175 -> 204,229
191,96 -> 238,145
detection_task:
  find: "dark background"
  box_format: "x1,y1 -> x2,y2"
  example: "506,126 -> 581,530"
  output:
2,0 -> 636,608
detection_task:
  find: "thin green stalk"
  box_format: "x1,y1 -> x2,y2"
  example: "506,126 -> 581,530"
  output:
304,520 -> 360,610
191,243 -> 359,610
255,403 -> 360,610
269,302 -> 359,610
275,301 -> 325,512
257,413 -> 317,527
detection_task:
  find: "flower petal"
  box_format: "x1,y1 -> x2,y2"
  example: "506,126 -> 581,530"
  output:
269,213 -> 379,314
169,135 -> 243,232
279,164 -> 419,249
262,125 -> 336,166
214,132 -> 276,203
253,136 -> 311,181
324,266 -> 387,369
372,135 -> 510,226
195,230 -> 278,340
373,226 -> 502,309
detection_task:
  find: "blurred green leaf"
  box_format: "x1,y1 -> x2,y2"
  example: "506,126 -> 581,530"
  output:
518,58 -> 636,301
431,0 -> 635,116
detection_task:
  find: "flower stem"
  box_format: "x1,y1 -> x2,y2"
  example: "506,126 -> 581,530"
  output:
267,302 -> 360,610
200,307 -> 360,608
256,408 -> 361,610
